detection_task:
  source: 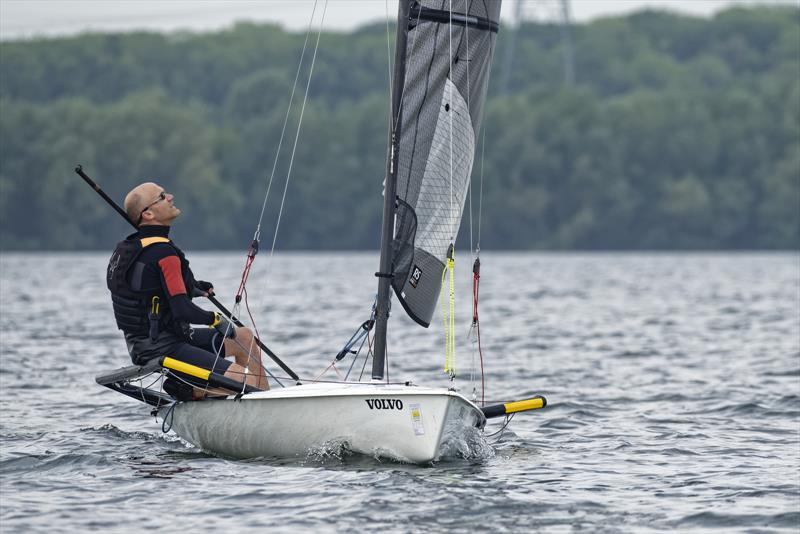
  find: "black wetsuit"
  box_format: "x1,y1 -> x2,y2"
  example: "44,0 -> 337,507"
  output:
109,225 -> 231,374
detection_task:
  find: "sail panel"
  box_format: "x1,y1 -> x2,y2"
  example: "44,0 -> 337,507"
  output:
415,78 -> 475,254
391,0 -> 501,327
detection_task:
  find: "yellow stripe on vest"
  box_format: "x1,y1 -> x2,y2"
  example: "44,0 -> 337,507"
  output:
162,357 -> 211,381
504,398 -> 545,413
140,236 -> 171,248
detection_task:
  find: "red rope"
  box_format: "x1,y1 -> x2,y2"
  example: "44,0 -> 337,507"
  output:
235,239 -> 262,366
235,240 -> 258,303
243,287 -> 262,354
472,257 -> 485,406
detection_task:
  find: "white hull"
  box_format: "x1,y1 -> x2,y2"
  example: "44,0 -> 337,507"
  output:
159,382 -> 486,463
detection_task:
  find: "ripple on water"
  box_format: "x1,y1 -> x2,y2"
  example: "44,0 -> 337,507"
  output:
1,252 -> 798,533
676,511 -> 800,530
0,451 -> 113,475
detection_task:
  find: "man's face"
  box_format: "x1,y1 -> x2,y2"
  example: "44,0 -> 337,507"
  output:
138,183 -> 180,225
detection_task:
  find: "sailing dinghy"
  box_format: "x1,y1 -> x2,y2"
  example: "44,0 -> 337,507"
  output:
96,0 -> 547,464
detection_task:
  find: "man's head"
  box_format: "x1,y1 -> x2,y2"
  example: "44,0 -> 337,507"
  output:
124,182 -> 181,227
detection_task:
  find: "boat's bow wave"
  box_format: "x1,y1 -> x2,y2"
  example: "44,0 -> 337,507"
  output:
437,422 -> 495,462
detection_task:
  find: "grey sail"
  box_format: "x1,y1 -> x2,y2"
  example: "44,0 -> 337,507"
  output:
391,0 -> 502,327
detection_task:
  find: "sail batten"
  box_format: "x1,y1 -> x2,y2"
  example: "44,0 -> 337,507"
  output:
410,3 -> 501,33
390,0 -> 501,328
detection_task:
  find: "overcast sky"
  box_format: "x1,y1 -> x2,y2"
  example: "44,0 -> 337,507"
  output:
0,0 -> 795,40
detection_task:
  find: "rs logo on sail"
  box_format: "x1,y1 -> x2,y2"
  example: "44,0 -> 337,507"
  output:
365,399 -> 404,410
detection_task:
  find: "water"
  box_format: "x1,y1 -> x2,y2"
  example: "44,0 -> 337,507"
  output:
1,252 -> 798,533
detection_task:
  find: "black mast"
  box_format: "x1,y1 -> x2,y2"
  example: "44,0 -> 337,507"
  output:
372,0 -> 411,380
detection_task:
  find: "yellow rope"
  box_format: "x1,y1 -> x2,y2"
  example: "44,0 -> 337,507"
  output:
442,250 -> 456,378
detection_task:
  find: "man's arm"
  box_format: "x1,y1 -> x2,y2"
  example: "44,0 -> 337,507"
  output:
157,255 -> 216,325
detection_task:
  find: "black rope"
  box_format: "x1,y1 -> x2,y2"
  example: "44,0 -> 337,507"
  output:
161,402 -> 177,433
486,413 -> 515,440
336,319 -> 375,362
345,322 -> 374,381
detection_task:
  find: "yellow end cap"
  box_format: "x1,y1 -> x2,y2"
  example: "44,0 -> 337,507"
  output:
504,397 -> 545,414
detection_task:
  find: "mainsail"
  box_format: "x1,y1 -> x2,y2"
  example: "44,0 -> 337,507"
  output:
390,0 -> 501,327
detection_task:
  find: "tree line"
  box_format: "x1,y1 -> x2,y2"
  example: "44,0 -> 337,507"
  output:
0,6 -> 797,250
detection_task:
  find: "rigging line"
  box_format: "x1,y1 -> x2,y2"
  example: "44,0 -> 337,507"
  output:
463,1 -> 475,399
136,373 -> 159,407
462,1 -> 476,394
242,286 -> 285,388
466,0 -> 473,257
213,2 -> 320,394
161,402 -> 177,433
358,329 -> 373,381
207,311 -> 237,398
443,0 -> 457,382
344,328 -> 371,381
475,25 -> 495,256
253,0 -> 320,235
486,413 -> 515,439
241,287 -> 260,366
268,0 -> 327,261
449,0 -> 454,243
477,26 -> 497,250
141,372 -> 163,392
203,335 -> 225,397
447,0 -> 475,250
230,290 -> 266,383
312,360 -> 342,382
468,164 -> 473,253
215,294 -> 283,389
478,120 -> 485,248
250,0 -> 327,316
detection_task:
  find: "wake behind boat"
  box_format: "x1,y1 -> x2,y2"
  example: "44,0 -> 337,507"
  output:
91,0 -> 548,463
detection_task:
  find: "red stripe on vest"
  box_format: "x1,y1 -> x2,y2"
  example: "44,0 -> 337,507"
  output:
158,256 -> 187,296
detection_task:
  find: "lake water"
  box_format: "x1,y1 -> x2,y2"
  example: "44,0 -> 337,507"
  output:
1,252 -> 798,533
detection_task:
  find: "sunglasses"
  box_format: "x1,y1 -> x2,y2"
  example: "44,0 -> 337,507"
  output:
136,191 -> 167,226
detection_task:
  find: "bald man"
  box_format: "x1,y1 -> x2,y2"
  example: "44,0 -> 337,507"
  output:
107,182 -> 268,399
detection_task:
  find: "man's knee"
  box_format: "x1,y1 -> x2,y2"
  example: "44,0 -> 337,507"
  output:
224,362 -> 246,378
233,327 -> 261,354
235,326 -> 254,340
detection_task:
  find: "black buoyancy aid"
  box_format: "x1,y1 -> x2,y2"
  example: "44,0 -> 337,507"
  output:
107,233 -> 192,336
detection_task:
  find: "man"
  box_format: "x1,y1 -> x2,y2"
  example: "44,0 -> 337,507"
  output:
107,182 -> 268,398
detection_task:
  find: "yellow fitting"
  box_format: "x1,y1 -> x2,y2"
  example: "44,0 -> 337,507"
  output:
162,356 -> 211,381
504,397 -> 545,413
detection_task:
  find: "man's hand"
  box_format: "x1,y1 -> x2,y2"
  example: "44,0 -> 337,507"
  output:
211,312 -> 236,339
192,280 -> 215,297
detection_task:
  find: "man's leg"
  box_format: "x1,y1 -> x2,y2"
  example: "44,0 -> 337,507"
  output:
222,362 -> 265,391
223,327 -> 269,390
188,362 -> 260,400
170,336 -> 265,398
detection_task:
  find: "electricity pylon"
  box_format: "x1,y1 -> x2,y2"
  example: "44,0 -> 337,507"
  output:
500,0 -> 576,94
